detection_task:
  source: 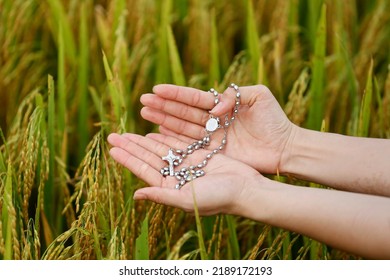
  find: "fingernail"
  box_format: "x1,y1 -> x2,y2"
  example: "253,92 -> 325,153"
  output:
133,192 -> 147,200
209,101 -> 223,114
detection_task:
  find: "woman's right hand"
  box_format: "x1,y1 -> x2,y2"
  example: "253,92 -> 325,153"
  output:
140,84 -> 296,174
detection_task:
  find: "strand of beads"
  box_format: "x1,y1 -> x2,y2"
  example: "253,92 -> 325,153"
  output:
161,83 -> 241,189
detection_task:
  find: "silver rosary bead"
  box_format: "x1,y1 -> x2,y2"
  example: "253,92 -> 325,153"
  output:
162,83 -> 241,190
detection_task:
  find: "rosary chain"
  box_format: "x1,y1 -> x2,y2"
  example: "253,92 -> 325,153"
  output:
161,83 -> 241,189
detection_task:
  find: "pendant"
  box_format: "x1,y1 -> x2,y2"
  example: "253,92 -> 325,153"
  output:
205,116 -> 220,133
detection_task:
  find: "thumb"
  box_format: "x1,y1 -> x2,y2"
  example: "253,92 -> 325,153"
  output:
134,186 -> 189,209
210,84 -> 271,116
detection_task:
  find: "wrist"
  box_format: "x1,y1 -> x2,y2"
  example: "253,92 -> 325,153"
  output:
231,175 -> 274,222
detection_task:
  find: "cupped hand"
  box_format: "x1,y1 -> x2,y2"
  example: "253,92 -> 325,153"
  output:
107,132 -> 262,216
140,84 -> 295,174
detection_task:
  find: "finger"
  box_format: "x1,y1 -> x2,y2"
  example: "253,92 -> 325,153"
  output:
121,133 -> 173,159
153,84 -> 216,110
109,147 -> 162,186
146,132 -> 193,150
134,186 -> 193,212
155,127 -> 198,144
108,133 -> 163,171
210,85 -> 271,116
140,94 -> 210,126
140,107 -> 205,139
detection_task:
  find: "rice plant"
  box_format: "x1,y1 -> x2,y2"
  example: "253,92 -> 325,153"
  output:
0,0 -> 389,260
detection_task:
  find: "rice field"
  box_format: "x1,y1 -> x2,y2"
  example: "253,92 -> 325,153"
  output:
0,0 -> 389,260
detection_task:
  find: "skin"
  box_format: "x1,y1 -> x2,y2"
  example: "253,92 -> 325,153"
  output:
140,84 -> 390,197
108,84 -> 390,259
107,132 -> 390,259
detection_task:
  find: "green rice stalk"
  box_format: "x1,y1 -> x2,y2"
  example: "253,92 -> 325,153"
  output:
358,59 -> 374,137
155,0 -> 172,84
57,22 -> 68,163
102,50 -> 126,126
167,25 -> 186,86
225,215 -> 240,260
111,0 -> 126,40
307,3 -> 326,130
191,185 -> 207,260
246,0 -> 260,83
77,1 -> 90,162
168,230 -> 197,260
45,75 -> 55,226
374,77 -> 383,137
135,215 -> 149,260
3,161 -> 19,259
208,9 -> 220,87
307,0 -> 324,51
45,0 -> 76,63
89,86 -> 107,125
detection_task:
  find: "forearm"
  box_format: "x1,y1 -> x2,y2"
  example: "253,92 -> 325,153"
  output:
281,125 -> 390,196
236,177 -> 390,259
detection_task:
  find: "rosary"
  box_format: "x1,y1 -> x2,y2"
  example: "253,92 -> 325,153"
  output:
160,83 -> 241,189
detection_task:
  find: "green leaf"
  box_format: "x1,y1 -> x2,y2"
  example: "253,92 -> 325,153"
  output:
307,3 -> 327,130
358,59 -> 374,137
77,1 -> 90,161
135,215 -> 149,260
167,25 -> 185,86
3,161 -> 14,259
226,215 -> 240,260
191,185 -> 207,260
208,9 -> 220,86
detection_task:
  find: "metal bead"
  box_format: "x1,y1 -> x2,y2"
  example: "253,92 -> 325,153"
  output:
234,85 -> 239,91
224,121 -> 230,127
160,169 -> 165,175
176,149 -> 183,154
164,167 -> 169,171
222,139 -> 227,145
173,161 -> 179,166
234,109 -> 238,114
194,145 -> 200,150
206,153 -> 213,159
180,180 -> 186,186
189,165 -> 195,170
219,145 -> 224,150
198,140 -> 203,145
181,167 -> 187,173
231,116 -> 235,121
176,175 -> 182,181
187,149 -> 193,154
175,184 -> 181,190
163,171 -> 170,176
236,101 -> 240,106
213,149 -> 218,154
214,99 -> 219,105
185,176 -> 193,182
202,159 -> 208,166
197,163 -> 204,168
180,171 -> 185,176
175,171 -> 180,176
187,144 -> 193,150
182,154 -> 187,158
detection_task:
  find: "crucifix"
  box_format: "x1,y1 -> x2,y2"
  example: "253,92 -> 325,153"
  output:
162,149 -> 180,176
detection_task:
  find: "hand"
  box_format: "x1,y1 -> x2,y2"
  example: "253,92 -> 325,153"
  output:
140,84 -> 295,174
107,132 -> 262,215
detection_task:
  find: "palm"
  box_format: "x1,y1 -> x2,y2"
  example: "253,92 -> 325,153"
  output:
107,132 -> 260,215
140,84 -> 293,174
